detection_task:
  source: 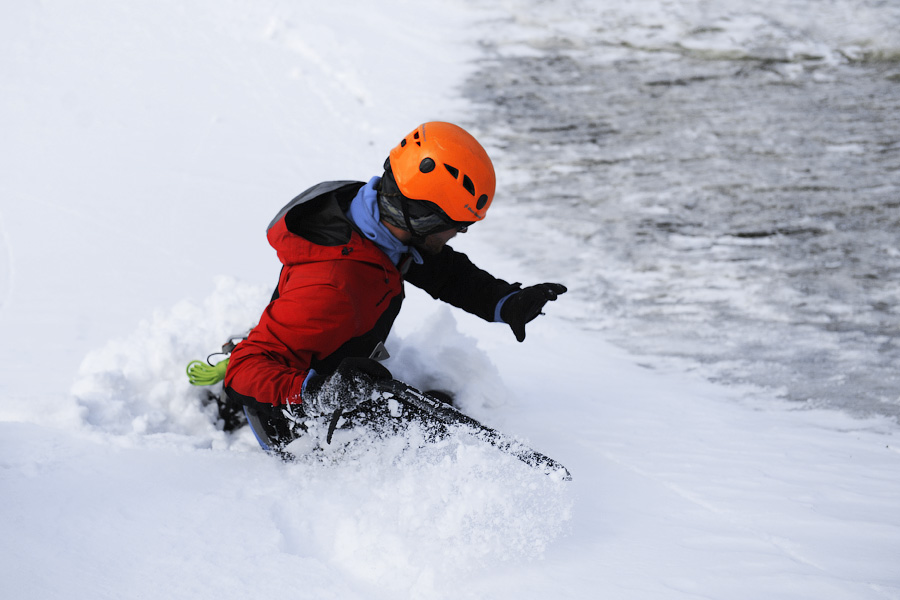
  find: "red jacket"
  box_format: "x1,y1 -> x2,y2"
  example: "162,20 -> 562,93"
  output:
224,181 -> 516,413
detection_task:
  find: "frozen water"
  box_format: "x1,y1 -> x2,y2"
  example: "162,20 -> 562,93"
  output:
463,0 -> 900,420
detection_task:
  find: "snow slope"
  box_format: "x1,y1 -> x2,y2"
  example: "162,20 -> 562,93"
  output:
1,1 -> 898,599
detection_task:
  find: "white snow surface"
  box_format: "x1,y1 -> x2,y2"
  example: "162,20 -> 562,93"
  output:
1,1 -> 899,599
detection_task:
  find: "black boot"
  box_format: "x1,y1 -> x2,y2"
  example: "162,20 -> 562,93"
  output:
207,391 -> 248,432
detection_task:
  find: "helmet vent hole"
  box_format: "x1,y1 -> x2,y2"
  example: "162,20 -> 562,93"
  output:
400,139 -> 407,148
462,175 -> 475,196
476,194 -> 488,209
419,158 -> 436,173
444,164 -> 460,179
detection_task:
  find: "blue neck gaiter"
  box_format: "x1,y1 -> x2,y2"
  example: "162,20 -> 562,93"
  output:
346,177 -> 423,267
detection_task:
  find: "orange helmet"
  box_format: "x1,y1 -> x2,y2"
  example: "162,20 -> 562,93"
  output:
387,122 -> 495,222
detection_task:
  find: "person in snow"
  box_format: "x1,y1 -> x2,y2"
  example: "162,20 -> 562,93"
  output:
223,122 -> 566,451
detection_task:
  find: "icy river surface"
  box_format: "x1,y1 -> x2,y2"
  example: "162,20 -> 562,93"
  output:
464,0 -> 900,421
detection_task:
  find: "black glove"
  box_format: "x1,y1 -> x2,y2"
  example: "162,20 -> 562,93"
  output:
302,357 -> 392,417
500,283 -> 567,342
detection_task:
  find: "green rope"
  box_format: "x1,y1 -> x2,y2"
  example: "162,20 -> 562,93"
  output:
186,358 -> 229,386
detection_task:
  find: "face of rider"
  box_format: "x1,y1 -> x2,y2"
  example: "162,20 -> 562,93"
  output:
381,221 -> 464,255
415,227 -> 460,255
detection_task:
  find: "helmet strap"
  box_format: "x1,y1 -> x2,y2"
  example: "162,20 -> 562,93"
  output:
399,196 -> 428,246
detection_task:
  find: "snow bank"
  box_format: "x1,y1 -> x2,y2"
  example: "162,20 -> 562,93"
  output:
7,276 -> 572,599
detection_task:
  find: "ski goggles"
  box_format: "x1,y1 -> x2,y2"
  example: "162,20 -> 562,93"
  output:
379,190 -> 474,236
403,198 -> 474,234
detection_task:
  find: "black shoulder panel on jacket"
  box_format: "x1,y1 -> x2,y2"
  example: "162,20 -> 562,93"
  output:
267,180 -> 365,247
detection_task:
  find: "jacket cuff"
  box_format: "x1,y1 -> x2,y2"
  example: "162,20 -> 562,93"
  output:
494,291 -> 517,323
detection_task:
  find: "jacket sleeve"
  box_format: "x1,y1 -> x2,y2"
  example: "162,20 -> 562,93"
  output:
223,271 -> 360,410
404,245 -> 519,322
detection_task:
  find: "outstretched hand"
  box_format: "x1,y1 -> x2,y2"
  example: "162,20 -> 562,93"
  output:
500,283 -> 567,342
